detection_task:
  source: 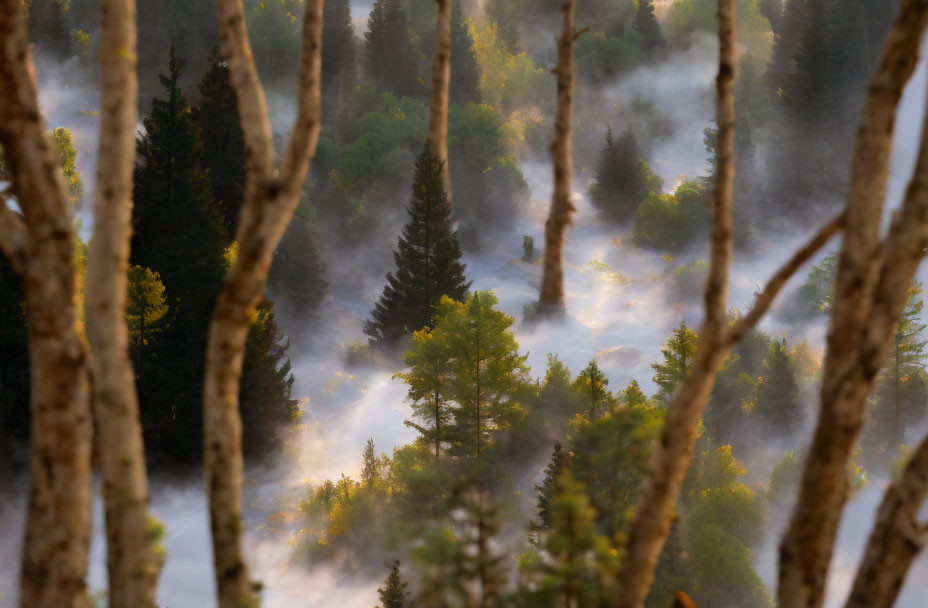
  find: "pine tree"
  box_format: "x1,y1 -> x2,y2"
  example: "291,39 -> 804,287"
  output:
589,127 -> 659,224
378,560 -> 409,608
534,442 -> 572,530
26,0 -> 71,58
455,486 -> 507,607
364,147 -> 470,347
362,438 -> 381,485
652,321 -> 699,405
197,46 -> 245,240
126,265 -> 168,377
365,0 -> 419,97
132,43 -> 229,462
450,0 -> 480,106
573,359 -> 612,421
266,199 -> 329,322
322,0 -> 358,127
633,0 -> 663,51
754,338 -> 803,436
401,327 -> 454,471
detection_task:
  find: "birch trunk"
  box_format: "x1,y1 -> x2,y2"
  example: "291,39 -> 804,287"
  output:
777,3 -> 928,606
0,2 -> 93,606
85,0 -> 161,605
207,1 -> 324,606
614,2 -> 735,605
427,0 -> 452,197
538,0 -> 578,316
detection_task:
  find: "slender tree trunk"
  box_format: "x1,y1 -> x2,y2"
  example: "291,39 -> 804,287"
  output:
428,0 -> 452,197
85,0 -> 162,605
777,3 -> 928,606
538,0 -> 579,316
207,1 -> 324,606
615,2 -> 734,605
0,2 -> 93,606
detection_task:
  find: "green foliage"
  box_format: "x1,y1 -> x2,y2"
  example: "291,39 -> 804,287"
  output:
705,326 -> 770,444
651,321 -> 698,405
364,147 -> 470,347
631,180 -> 710,252
768,451 -> 800,510
633,0 -> 664,51
450,1 -> 481,106
50,127 -> 83,204
378,560 -> 410,608
323,0 -> 358,127
572,359 -> 614,422
533,442 -> 572,531
470,21 -> 547,113
793,252 -> 837,318
126,265 -> 168,368
245,0 -> 303,82
589,127 -> 661,224
576,33 -> 645,85
197,46 -> 245,240
266,196 -> 329,320
754,339 -> 803,436
366,0 -> 420,97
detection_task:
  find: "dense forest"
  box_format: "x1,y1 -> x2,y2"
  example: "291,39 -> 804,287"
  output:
2,0 -> 928,607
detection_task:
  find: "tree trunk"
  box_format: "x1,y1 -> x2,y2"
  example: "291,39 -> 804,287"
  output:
614,2 -> 735,605
777,3 -> 928,606
207,1 -> 324,606
538,0 -> 578,316
0,2 -> 93,606
428,0 -> 452,197
85,0 -> 162,605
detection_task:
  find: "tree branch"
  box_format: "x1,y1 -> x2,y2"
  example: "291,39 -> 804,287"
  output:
725,212 -> 844,348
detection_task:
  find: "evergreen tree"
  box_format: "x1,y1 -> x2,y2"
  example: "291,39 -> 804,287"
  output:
266,198 -> 329,322
26,0 -> 71,58
534,442 -> 572,530
754,338 -> 803,436
322,0 -> 358,127
454,486 -> 507,607
532,355 -> 586,426
868,285 -> 928,455
652,321 -> 698,405
362,438 -> 381,485
365,0 -> 419,97
633,0 -> 664,51
401,327 -> 454,471
239,300 -> 299,459
705,327 -> 770,445
132,43 -> 228,462
589,127 -> 660,224
364,147 -> 470,347
450,0 -> 481,106
197,46 -> 245,240
573,359 -> 612,422
623,380 -> 649,407
378,560 -> 409,608
126,265 -> 169,377
50,128 -> 83,204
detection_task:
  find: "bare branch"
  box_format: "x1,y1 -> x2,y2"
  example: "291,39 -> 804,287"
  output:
615,1 -> 735,606
778,3 -> 928,605
725,212 -> 844,348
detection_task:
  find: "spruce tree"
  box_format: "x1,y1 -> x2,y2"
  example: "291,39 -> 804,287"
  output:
633,0 -> 663,51
754,339 -> 803,436
573,359 -> 612,421
197,46 -> 246,240
266,199 -> 329,322
534,442 -> 572,530
364,147 -> 470,347
378,560 -> 409,608
652,321 -> 698,405
322,0 -> 358,127
450,0 -> 481,106
365,0 -> 419,97
362,438 -> 381,485
26,0 -> 71,58
589,127 -> 658,224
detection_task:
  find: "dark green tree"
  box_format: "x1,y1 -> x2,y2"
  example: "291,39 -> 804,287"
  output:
239,300 -> 299,459
322,0 -> 358,127
534,441 -> 572,530
266,198 -> 329,322
365,0 -> 419,97
131,44 -> 228,462
589,127 -> 660,224
378,560 -> 409,608
364,147 -> 470,347
754,338 -> 803,436
633,0 -> 664,51
26,0 -> 71,58
450,0 -> 481,106
197,46 -> 245,240
572,359 -> 612,422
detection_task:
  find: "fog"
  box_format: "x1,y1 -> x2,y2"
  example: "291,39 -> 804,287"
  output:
3,4 -> 928,608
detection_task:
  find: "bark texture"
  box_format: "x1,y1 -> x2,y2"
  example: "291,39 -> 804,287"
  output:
0,2 -> 93,606
777,3 -> 928,606
85,0 -> 162,605
615,2 -> 735,605
538,0 -> 579,316
840,77 -> 928,608
427,0 -> 451,197
207,1 -> 324,606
